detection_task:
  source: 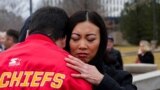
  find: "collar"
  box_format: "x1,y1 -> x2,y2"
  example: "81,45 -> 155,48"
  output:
26,34 -> 55,44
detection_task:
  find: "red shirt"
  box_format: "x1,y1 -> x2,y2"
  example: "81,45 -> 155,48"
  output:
0,34 -> 92,90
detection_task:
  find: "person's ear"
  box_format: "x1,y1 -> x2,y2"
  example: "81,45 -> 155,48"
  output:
61,36 -> 66,48
55,36 -> 66,48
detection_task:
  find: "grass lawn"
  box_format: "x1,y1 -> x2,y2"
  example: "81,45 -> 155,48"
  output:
115,46 -> 160,69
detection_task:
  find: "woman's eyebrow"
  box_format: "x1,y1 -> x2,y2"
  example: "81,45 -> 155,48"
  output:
72,33 -> 80,36
86,34 -> 96,37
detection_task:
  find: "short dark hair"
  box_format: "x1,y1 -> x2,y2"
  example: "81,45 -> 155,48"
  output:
19,16 -> 31,42
65,11 -> 107,73
29,7 -> 68,40
6,29 -> 19,43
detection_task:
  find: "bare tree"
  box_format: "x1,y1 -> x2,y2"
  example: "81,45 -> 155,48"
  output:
0,0 -> 29,18
37,0 -> 102,16
0,9 -> 23,31
38,0 -> 62,8
58,0 -> 101,15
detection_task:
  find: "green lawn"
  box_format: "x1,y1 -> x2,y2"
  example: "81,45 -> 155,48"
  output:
115,46 -> 160,69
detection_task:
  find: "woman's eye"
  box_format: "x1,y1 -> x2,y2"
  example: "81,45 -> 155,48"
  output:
71,36 -> 79,41
87,38 -> 95,42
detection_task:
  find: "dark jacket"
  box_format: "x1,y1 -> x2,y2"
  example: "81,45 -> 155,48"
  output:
138,51 -> 154,64
92,51 -> 137,90
96,64 -> 137,90
108,48 -> 123,70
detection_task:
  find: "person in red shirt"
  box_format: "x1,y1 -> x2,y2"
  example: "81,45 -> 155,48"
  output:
0,7 -> 92,90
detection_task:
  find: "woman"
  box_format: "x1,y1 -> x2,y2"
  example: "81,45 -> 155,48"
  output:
65,11 -> 137,90
136,40 -> 154,64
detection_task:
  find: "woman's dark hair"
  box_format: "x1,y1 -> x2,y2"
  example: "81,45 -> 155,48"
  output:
29,7 -> 68,40
65,11 -> 107,73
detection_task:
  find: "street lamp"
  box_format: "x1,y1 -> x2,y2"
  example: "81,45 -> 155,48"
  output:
29,0 -> 33,16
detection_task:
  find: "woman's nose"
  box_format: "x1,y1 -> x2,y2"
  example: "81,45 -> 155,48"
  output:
78,40 -> 87,50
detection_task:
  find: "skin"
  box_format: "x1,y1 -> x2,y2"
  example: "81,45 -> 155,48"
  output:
55,37 -> 66,48
65,55 -> 104,85
138,42 -> 146,54
4,35 -> 15,50
107,39 -> 114,51
139,43 -> 145,53
69,21 -> 100,63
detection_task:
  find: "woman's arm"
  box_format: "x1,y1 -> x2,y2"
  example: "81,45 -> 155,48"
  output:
65,55 -> 104,85
65,55 -> 137,90
96,70 -> 137,90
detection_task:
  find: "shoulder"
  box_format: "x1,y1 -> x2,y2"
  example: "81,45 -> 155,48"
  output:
97,68 -> 136,90
104,65 -> 133,83
145,51 -> 153,54
106,69 -> 134,85
112,48 -> 121,54
144,51 -> 154,56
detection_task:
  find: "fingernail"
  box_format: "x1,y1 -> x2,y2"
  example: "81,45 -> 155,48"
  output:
68,55 -> 72,57
66,63 -> 70,66
64,58 -> 67,60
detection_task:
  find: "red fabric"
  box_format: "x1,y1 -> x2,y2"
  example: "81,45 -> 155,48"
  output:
0,34 -> 92,90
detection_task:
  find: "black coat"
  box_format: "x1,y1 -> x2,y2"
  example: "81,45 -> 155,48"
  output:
108,48 -> 123,70
138,51 -> 154,64
95,64 -> 137,90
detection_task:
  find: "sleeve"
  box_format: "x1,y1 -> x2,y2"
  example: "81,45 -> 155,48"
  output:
96,71 -> 137,90
117,51 -> 123,69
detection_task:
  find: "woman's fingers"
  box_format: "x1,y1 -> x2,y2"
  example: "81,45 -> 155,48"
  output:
71,74 -> 87,79
68,55 -> 83,64
71,74 -> 82,78
65,57 -> 81,66
66,63 -> 83,72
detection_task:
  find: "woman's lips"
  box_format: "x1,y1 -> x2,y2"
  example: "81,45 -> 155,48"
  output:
76,53 -> 88,59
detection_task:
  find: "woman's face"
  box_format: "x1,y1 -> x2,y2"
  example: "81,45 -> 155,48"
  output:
69,21 -> 100,63
139,43 -> 145,52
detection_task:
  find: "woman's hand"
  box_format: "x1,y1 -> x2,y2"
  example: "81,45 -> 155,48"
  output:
138,48 -> 142,54
65,55 -> 104,85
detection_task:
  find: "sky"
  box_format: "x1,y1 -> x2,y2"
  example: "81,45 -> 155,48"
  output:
0,0 -> 132,19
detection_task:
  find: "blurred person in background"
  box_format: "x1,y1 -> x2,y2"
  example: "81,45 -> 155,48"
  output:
0,32 -> 5,52
136,40 -> 154,64
107,36 -> 123,70
4,29 -> 19,50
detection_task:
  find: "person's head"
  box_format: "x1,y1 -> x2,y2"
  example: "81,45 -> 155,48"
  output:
139,40 -> 151,52
107,35 -> 114,50
0,32 -> 5,45
4,29 -> 19,50
65,11 -> 107,66
29,7 -> 68,48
